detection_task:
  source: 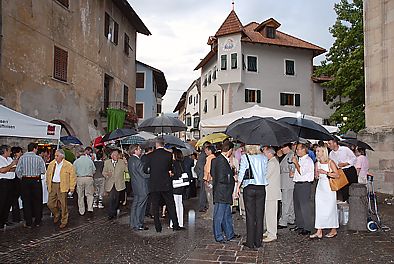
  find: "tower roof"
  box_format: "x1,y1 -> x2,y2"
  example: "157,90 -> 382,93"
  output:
215,10 -> 243,37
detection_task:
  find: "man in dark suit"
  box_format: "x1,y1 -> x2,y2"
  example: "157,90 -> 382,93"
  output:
210,141 -> 236,243
143,138 -> 183,232
128,144 -> 150,231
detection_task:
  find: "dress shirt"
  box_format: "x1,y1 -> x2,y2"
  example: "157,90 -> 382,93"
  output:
238,154 -> 268,187
15,152 -> 46,178
52,160 -> 63,183
293,154 -> 314,182
0,155 -> 15,179
329,146 -> 357,169
112,159 -> 117,167
73,155 -> 96,177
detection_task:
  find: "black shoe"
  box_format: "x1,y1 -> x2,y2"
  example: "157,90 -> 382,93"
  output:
301,230 -> 311,236
228,234 -> 241,240
298,229 -> 305,235
290,226 -> 300,231
278,225 -> 287,229
138,226 -> 149,231
242,242 -> 257,250
156,228 -> 162,233
107,215 -> 115,220
173,226 -> 186,231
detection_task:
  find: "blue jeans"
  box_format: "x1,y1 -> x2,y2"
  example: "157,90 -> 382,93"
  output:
213,203 -> 234,242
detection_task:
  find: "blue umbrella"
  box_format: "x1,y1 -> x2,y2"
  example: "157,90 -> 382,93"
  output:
120,135 -> 146,145
60,136 -> 83,145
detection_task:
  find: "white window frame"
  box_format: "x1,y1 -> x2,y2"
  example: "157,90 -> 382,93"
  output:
246,54 -> 258,73
136,102 -> 144,119
280,92 -> 301,107
136,71 -> 146,90
245,88 -> 261,103
284,59 -> 296,76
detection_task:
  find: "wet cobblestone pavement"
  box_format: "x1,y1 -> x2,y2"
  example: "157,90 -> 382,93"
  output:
0,194 -> 393,264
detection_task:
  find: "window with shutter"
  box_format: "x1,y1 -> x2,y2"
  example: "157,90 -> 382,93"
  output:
203,100 -> 208,113
136,103 -> 144,119
221,55 -> 227,70
242,54 -> 246,70
53,46 -> 68,82
104,13 -> 110,38
285,60 -> 295,75
123,85 -> 129,106
214,95 -> 217,109
157,104 -> 162,115
104,12 -> 118,45
212,67 -> 217,79
56,0 -> 69,8
266,26 -> 276,39
247,56 -> 257,72
257,90 -> 261,103
124,33 -> 130,55
323,89 -> 327,102
186,117 -> 192,126
136,72 -> 145,88
113,22 -> 119,45
295,94 -> 301,106
231,53 -> 237,69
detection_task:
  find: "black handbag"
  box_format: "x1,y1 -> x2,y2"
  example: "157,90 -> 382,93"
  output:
243,154 -> 254,180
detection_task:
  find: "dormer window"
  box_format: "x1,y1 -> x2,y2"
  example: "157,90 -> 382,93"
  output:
266,26 -> 276,39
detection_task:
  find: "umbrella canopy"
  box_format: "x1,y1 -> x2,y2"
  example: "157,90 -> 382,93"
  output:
101,128 -> 137,142
342,139 -> 374,151
93,136 -> 104,148
138,115 -> 187,134
278,117 -> 334,141
195,133 -> 229,148
120,135 -> 146,145
60,136 -> 83,145
161,135 -> 186,148
225,117 -> 298,146
136,131 -> 156,140
342,130 -> 357,139
182,143 -> 196,156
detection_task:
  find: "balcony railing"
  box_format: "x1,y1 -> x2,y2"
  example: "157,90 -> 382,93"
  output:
100,101 -> 138,124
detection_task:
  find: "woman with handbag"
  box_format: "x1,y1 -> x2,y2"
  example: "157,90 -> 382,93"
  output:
237,145 -> 268,249
311,146 -> 339,239
170,148 -> 187,228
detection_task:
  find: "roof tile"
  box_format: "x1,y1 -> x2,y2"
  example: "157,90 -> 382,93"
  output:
215,10 -> 243,37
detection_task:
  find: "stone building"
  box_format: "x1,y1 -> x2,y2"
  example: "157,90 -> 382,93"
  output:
0,0 -> 150,145
194,10 -> 334,123
360,0 -> 394,194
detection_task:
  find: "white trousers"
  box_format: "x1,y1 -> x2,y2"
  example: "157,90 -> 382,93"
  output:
170,194 -> 184,228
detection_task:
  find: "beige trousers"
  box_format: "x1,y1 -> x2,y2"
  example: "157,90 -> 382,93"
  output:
265,200 -> 278,239
76,177 -> 94,215
47,183 -> 68,225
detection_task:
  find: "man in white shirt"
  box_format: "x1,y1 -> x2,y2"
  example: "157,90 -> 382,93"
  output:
328,138 -> 358,201
0,145 -> 18,228
291,143 -> 314,236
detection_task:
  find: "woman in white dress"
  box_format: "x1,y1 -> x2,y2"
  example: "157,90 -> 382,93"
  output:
310,146 -> 339,239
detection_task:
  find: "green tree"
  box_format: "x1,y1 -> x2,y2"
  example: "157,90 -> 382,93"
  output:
317,0 -> 364,132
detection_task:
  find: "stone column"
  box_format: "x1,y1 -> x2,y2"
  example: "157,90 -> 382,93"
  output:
360,0 -> 394,194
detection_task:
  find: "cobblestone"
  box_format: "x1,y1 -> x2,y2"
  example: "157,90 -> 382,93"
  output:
0,194 -> 393,263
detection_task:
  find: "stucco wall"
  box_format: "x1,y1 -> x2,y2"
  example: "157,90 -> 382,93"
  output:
0,0 -> 137,145
136,63 -> 155,123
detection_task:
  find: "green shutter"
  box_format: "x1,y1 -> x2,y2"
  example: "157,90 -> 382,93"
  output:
280,93 -> 285,105
114,22 -> 119,45
257,90 -> 261,103
245,89 -> 249,102
295,94 -> 301,106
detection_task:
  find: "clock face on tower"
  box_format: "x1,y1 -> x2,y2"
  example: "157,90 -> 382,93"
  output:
223,38 -> 235,51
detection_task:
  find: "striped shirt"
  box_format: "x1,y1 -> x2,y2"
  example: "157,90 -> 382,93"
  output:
15,152 -> 46,178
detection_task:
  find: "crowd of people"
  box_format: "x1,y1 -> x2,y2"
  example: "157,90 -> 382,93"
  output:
0,136 -> 368,249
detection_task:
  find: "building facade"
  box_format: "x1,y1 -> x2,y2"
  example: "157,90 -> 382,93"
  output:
135,61 -> 167,124
0,0 -> 150,144
360,0 -> 394,194
195,11 -> 333,123
174,78 -> 201,140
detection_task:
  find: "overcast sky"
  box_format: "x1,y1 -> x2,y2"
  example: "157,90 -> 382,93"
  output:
130,0 -> 339,114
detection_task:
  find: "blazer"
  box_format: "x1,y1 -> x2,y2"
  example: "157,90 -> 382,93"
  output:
266,157 -> 281,201
103,159 -> 128,192
194,151 -> 207,181
143,148 -> 173,192
46,159 -> 77,193
279,151 -> 295,189
128,155 -> 150,196
210,154 -> 235,204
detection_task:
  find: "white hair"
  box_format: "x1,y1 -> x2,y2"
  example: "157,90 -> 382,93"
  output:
56,149 -> 65,157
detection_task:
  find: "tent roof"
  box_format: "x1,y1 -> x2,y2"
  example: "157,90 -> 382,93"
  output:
0,105 -> 61,140
200,105 -> 324,135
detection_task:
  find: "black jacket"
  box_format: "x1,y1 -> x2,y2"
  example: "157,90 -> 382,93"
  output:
143,148 -> 173,192
172,160 -> 186,195
210,154 -> 235,204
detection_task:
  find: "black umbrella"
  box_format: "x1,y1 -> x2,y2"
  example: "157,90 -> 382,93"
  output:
278,117 -> 334,141
225,117 -> 298,146
162,135 -> 186,148
60,136 -> 83,145
101,128 -> 138,142
139,115 -> 187,134
342,139 -> 374,151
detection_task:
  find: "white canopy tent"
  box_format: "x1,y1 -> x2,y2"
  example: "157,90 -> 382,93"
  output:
0,105 -> 61,140
200,105 -> 339,135
0,105 -> 61,204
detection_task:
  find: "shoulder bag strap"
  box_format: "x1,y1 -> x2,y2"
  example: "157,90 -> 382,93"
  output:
245,154 -> 253,177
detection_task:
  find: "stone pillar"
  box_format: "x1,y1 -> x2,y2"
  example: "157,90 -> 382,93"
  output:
360,0 -> 394,194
